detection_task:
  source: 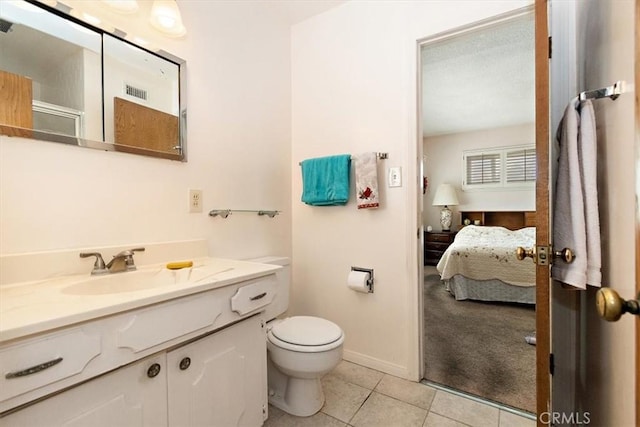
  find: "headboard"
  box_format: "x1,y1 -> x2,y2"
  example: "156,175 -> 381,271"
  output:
460,211 -> 536,230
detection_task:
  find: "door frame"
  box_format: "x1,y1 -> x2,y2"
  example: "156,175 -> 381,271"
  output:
415,3 -> 549,417
534,0 -> 551,421
632,0 -> 640,425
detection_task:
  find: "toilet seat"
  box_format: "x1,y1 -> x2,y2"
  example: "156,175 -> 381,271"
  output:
268,316 -> 344,353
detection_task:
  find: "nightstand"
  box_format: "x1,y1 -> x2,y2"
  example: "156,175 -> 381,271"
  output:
424,230 -> 457,266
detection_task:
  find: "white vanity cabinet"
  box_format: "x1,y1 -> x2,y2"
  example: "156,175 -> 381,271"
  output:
2,353 -> 168,426
0,264 -> 281,427
167,314 -> 267,426
3,315 -> 266,426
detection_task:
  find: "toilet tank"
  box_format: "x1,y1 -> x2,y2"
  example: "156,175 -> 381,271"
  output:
247,256 -> 290,321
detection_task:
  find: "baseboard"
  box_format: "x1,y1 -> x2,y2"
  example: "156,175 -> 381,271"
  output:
342,349 -> 409,379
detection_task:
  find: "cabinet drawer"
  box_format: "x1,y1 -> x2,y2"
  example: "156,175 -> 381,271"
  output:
116,292 -> 224,353
424,249 -> 445,258
425,233 -> 454,243
231,275 -> 277,316
0,328 -> 101,403
425,241 -> 451,251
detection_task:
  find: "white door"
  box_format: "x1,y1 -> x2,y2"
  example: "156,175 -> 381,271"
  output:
1,354 -> 168,427
545,0 -> 638,426
571,0 -> 638,425
167,315 -> 267,427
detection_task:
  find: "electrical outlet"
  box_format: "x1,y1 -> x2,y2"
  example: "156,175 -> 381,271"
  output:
189,189 -> 203,213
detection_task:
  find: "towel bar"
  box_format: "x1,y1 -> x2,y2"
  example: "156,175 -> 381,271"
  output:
209,209 -> 280,218
579,81 -> 622,101
298,152 -> 388,166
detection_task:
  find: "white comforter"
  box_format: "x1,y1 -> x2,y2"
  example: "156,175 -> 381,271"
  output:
436,225 -> 536,287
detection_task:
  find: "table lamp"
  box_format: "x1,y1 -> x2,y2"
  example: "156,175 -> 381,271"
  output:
432,183 -> 459,231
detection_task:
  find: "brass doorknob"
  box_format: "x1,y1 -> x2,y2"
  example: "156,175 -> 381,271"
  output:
516,246 -> 536,261
553,248 -> 574,264
595,288 -> 640,322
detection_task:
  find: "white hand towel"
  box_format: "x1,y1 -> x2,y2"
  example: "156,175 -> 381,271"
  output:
551,97 -> 601,289
354,152 -> 379,209
578,100 -> 601,287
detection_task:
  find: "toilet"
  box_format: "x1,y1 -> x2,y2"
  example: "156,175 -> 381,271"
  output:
249,256 -> 344,417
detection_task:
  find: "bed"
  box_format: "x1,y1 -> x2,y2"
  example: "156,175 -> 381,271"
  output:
436,212 -> 536,305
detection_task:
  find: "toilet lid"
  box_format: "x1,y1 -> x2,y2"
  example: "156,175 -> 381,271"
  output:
271,316 -> 342,346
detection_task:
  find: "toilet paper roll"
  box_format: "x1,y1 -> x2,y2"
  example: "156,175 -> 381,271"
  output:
348,270 -> 370,293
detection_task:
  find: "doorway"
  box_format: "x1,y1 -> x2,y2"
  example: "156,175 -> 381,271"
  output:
418,8 -> 537,414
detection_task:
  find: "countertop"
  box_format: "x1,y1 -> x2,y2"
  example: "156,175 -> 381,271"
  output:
0,257 -> 280,344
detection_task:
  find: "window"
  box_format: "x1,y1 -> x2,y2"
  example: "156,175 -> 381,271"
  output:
505,148 -> 536,183
463,145 -> 536,190
464,151 -> 502,187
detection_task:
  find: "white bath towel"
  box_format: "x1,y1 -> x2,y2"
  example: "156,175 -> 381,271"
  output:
551,98 -> 601,289
353,152 -> 379,209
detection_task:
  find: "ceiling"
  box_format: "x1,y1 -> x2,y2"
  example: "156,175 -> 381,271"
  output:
421,12 -> 535,137
270,0 -> 347,25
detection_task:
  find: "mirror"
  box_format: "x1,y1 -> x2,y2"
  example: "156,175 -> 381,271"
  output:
104,34 -> 181,157
0,0 -> 186,161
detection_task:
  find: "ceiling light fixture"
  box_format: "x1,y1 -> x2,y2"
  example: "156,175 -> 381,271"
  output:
100,0 -> 139,14
149,0 -> 186,38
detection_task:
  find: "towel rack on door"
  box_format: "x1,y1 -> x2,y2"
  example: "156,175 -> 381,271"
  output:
298,152 -> 388,166
579,81 -> 622,101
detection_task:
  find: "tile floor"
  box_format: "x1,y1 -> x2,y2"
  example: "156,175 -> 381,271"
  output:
264,360 -> 536,427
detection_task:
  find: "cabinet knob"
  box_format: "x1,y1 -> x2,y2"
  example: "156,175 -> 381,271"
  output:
179,357 -> 191,371
147,363 -> 161,378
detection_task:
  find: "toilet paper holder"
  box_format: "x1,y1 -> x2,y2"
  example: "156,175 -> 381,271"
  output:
351,267 -> 374,293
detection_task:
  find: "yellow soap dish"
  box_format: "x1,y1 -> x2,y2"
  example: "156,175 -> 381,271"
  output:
166,261 -> 194,270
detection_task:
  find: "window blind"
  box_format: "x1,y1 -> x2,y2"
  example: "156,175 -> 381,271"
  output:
465,153 -> 501,185
506,148 -> 536,183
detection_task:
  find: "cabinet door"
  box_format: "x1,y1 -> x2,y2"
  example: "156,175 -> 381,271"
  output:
0,70 -> 33,138
2,354 -> 167,427
167,315 -> 267,427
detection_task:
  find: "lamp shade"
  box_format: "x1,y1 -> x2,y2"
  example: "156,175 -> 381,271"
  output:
149,0 -> 186,37
432,183 -> 459,207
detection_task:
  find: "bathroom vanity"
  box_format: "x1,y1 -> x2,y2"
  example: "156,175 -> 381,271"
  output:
0,257 -> 281,426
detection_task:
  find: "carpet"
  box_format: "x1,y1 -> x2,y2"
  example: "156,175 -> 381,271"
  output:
423,269 -> 536,413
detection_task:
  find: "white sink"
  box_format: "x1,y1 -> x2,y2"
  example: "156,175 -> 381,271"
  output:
62,265 -> 235,295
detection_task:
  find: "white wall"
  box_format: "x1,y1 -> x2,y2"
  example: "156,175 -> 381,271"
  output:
291,0 -> 532,379
0,2 -> 292,264
423,123 -> 535,229
575,0 -> 636,424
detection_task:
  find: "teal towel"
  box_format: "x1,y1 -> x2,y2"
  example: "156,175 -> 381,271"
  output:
301,154 -> 351,206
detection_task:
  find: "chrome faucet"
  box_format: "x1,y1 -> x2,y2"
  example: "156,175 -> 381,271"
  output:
106,248 -> 145,273
80,247 -> 145,275
79,252 -> 108,275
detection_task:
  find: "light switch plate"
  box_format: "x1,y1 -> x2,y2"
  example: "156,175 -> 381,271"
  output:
388,167 -> 402,187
